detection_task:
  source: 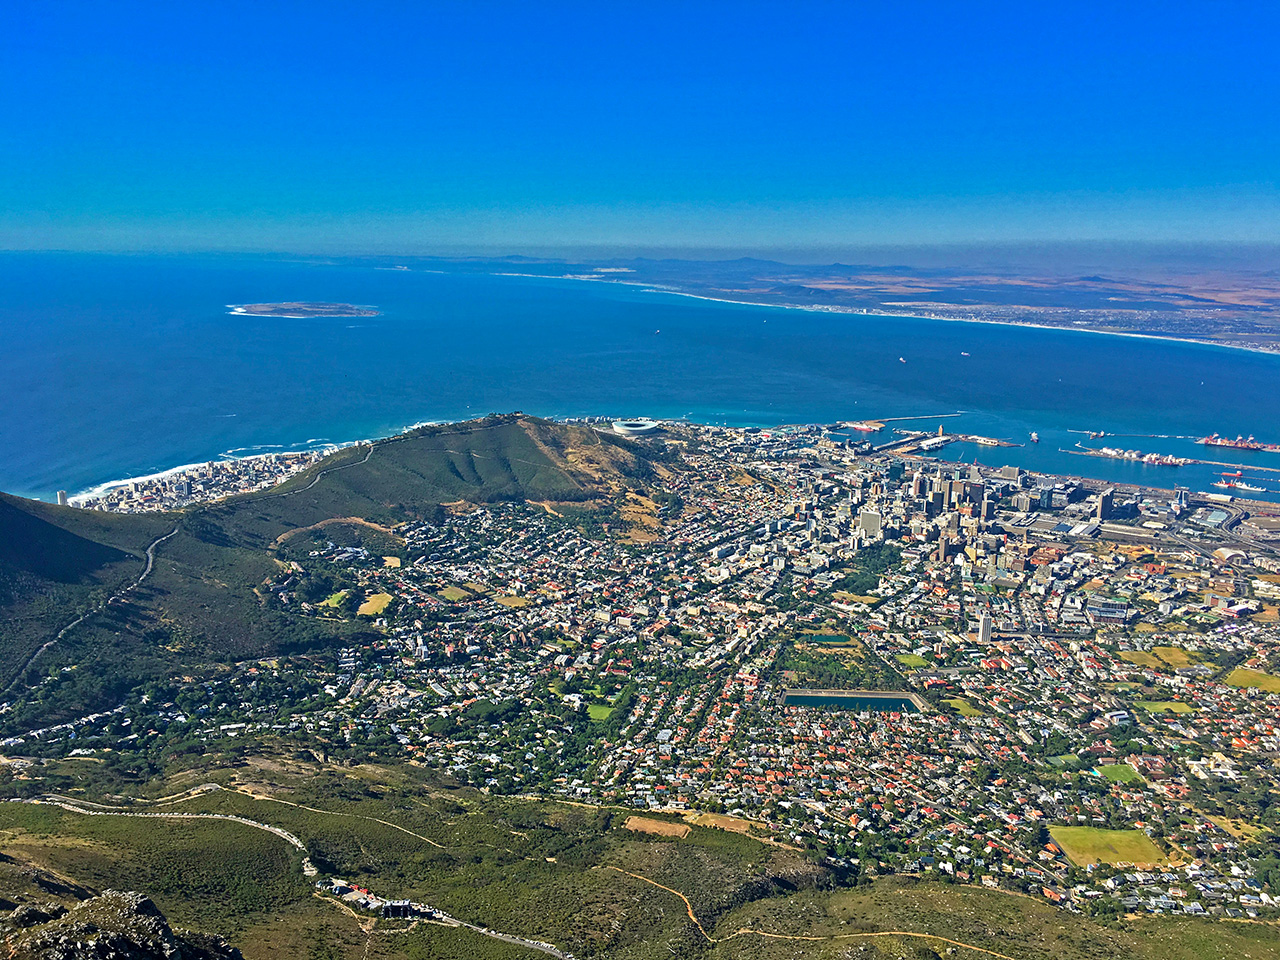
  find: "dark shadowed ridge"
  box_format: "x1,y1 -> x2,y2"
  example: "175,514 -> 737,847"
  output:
0,497 -> 131,583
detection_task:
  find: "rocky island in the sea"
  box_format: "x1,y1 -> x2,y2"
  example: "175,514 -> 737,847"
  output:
228,301 -> 379,318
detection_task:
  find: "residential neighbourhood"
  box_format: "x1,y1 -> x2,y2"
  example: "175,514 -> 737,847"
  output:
71,448 -> 333,511
9,421 -> 1279,922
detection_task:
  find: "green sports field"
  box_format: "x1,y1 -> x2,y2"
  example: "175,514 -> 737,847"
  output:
1096,764 -> 1143,784
1224,667 -> 1280,692
1050,826 -> 1167,867
1134,700 -> 1193,714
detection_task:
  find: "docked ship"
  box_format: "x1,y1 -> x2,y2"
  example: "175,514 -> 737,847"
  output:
1199,433 -> 1280,453
1139,451 -> 1192,466
1213,479 -> 1268,492
1075,445 -> 1191,466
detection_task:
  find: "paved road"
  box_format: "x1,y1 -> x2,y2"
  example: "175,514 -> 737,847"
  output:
238,442 -> 375,503
31,790 -> 574,958
28,797 -> 308,852
451,919 -> 574,959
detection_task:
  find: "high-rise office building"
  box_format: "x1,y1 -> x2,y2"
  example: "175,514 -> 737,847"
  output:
1096,488 -> 1114,520
858,509 -> 882,538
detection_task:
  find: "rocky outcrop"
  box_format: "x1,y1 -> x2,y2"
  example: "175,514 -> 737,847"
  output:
2,891 -> 241,960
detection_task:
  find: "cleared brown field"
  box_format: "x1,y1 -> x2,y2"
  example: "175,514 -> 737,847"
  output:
1120,646 -> 1198,670
1120,651 -> 1161,668
1151,645 -> 1196,668
357,592 -> 392,616
687,812 -> 758,835
1051,826 -> 1168,868
623,816 -> 690,838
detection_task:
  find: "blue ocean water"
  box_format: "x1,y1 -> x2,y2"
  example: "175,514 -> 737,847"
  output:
2,252 -> 1279,503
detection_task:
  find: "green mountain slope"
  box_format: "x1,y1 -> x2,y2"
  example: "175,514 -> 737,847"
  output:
0,415 -> 657,730
208,414 -> 648,547
0,498 -> 131,585
0,496 -> 175,689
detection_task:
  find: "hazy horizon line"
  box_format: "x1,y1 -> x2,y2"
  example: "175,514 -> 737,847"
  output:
4,239 -> 1279,271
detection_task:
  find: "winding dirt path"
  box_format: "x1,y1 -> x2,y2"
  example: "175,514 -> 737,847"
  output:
242,442 -> 376,503
228,787 -> 446,849
272,516 -> 402,547
2,526 -> 179,696
605,866 -> 1020,960
25,791 -> 572,956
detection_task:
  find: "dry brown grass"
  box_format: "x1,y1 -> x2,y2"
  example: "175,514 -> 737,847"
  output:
687,812 -> 758,834
1225,667 -> 1280,692
1209,816 -> 1262,840
833,591 -> 879,605
623,816 -> 690,839
272,516 -> 403,547
1051,826 -> 1168,868
1121,647 -> 1199,669
357,593 -> 392,616
1151,646 -> 1196,668
619,492 -> 661,543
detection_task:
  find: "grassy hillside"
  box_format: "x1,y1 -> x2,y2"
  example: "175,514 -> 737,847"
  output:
0,493 -> 176,607
0,498 -> 132,585
209,414 -> 651,547
0,495 -> 176,691
0,415 -> 658,729
0,494 -> 174,551
2,759 -> 1274,960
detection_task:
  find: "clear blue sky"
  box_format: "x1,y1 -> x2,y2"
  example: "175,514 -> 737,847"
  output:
3,1 -> 1277,254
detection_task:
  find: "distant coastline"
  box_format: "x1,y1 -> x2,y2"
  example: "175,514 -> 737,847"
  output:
67,441 -> 357,505
8,256 -> 1280,507
495,271 -> 1280,357
227,301 -> 379,318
